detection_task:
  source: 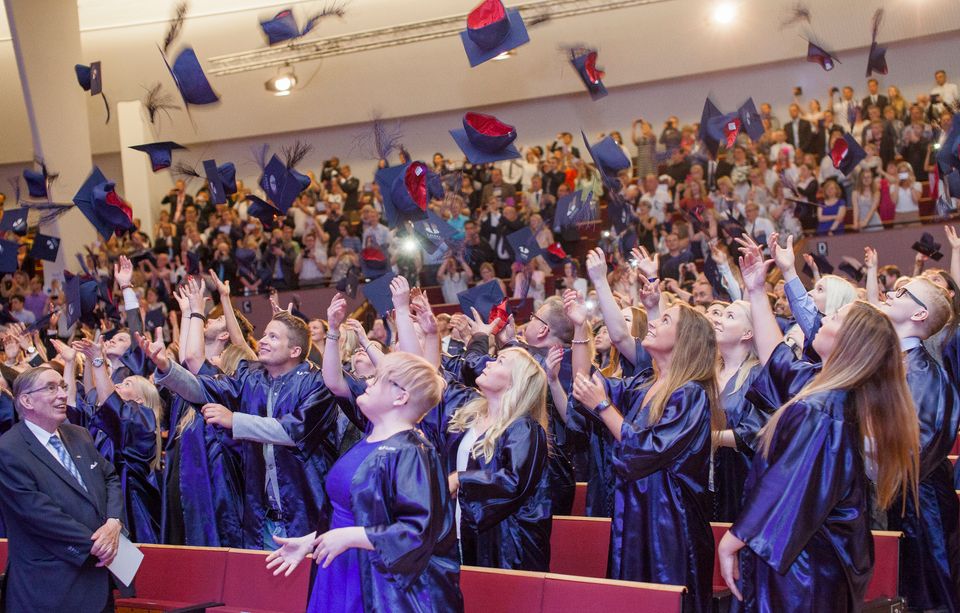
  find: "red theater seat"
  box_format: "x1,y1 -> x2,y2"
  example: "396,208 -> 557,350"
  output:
571,482 -> 587,516
540,573 -> 685,613
115,545 -> 228,612
215,549 -> 311,613
711,522 -> 732,600
0,539 -> 8,571
550,516 -> 610,578
865,531 -> 902,604
461,566 -> 545,613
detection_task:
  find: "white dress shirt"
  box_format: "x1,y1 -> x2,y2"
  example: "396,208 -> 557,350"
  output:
24,420 -> 72,468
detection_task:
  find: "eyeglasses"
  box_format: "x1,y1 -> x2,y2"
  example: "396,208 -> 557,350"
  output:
888,287 -> 927,310
22,382 -> 68,395
531,314 -> 550,330
369,375 -> 406,393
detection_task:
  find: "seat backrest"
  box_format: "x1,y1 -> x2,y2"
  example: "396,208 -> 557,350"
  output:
461,565 -> 545,613
133,545 -> 229,602
865,531 -> 901,602
550,516 -> 611,578
571,482 -> 588,516
221,548 -> 310,612
541,573 -> 685,613
710,522 -> 733,590
0,539 -> 8,571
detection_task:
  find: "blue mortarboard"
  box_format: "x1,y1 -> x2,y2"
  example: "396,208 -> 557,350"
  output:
261,9 -> 300,45
570,48 -> 607,100
186,251 -> 201,275
162,47 -> 220,107
802,252 -> 834,278
607,193 -> 635,233
805,39 -> 840,71
72,166 -> 136,240
700,97 -> 764,156
130,141 -> 185,172
130,250 -> 157,268
360,271 -> 397,317
0,209 -> 28,235
413,209 -> 458,254
203,159 -> 227,205
218,162 -> 238,196
0,239 -> 19,273
936,119 -> 960,175
75,61 -> 109,123
64,273 -> 81,328
259,154 -> 310,213
375,162 -> 442,227
839,257 -> 866,283
145,307 -> 166,332
336,265 -> 361,299
235,247 -> 257,277
246,195 -> 282,230
29,234 -> 60,262
866,9 -> 887,77
737,98 -> 765,142
460,0 -> 530,67
23,168 -> 48,199
506,227 -> 545,264
553,189 -> 596,230
457,280 -> 506,324
582,131 -> 630,190
830,133 -> 867,176
912,232 -> 944,261
449,112 -> 521,165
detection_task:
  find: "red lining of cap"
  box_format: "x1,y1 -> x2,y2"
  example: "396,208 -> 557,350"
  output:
405,163 -> 429,211
275,9 -> 292,19
584,52 -> 604,84
105,190 -> 133,220
465,112 -> 514,137
724,118 -> 741,148
489,298 -> 508,335
467,0 -> 506,29
547,243 -> 567,258
831,139 -> 849,168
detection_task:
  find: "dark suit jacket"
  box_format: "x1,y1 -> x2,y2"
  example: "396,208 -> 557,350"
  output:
861,94 -> 890,116
0,422 -> 123,613
784,119 -> 815,153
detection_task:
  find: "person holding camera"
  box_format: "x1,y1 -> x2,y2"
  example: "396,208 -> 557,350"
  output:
437,256 -> 473,304
890,162 -> 922,225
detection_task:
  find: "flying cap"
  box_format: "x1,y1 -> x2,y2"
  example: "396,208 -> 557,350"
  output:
449,112 -> 521,165
130,142 -> 186,172
460,0 -> 530,67
72,166 -> 136,240
569,47 -> 607,100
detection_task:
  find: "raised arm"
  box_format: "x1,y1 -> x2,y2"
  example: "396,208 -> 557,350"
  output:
344,319 -> 384,367
946,225 -> 960,283
410,291 -> 441,369
544,345 -> 570,422
171,286 -> 191,364
182,276 -> 208,375
322,293 -> 351,398
864,246 -> 881,306
52,340 -> 78,408
563,288 -> 592,384
736,235 -> 782,365
209,270 -> 253,353
390,276 -> 423,357
73,339 -> 115,405
585,248 -> 637,364
772,234 -> 819,340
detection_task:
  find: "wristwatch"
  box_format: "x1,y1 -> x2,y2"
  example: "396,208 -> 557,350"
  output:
92,357 -> 105,368
26,346 -> 36,355
594,399 -> 612,413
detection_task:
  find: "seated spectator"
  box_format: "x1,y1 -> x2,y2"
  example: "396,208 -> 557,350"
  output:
851,168 -> 883,232
477,262 -> 507,296
658,233 -> 695,281
743,202 -> 775,244
295,232 -> 329,287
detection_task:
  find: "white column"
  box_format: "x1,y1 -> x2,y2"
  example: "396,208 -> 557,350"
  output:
118,101 -> 171,237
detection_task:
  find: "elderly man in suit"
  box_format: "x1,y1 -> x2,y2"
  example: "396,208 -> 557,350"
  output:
0,366 -> 123,613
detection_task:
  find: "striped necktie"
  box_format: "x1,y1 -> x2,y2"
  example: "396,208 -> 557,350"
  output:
48,434 -> 88,492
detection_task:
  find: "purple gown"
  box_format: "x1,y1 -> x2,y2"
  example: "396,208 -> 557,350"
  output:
308,437 -> 380,612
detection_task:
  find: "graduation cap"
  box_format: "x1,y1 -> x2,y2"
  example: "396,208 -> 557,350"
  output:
375,162 -> 442,227
582,131 -> 630,190
804,38 -> 840,71
830,133 -> 866,176
160,46 -> 220,115
246,195 -> 282,230
259,5 -> 344,46
201,159 -> 227,205
543,242 -> 568,268
698,97 -> 765,157
702,257 -> 731,302
74,61 -> 110,123
413,209 -> 458,254
145,307 -> 166,332
235,247 -> 258,277
506,227 -> 545,264
802,252 -> 834,278
130,142 -> 186,172
360,271 -> 397,317
25,309 -> 57,335
259,154 -> 311,214
838,256 -> 866,283
186,251 -> 202,275
449,112 -> 521,165
912,232 -> 944,261
29,234 -> 60,262
552,189 -> 596,229
683,204 -> 710,234
866,9 -> 887,77
460,0 -> 530,67
718,218 -> 746,242
457,279 -> 506,324
62,273 -> 82,329
945,169 -> 960,200
0,209 -> 28,236
336,265 -> 361,299
619,228 -> 638,255
0,239 -> 19,274
607,193 -> 635,234
23,162 -> 56,200
72,166 -> 136,241
129,249 -> 157,268
569,47 -> 607,100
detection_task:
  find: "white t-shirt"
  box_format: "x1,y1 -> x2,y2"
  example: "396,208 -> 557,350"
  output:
892,183 -> 922,213
455,427 -> 482,539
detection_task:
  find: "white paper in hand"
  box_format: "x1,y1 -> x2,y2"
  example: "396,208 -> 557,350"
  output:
107,535 -> 144,587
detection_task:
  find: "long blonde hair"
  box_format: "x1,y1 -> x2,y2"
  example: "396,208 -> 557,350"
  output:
447,348 -> 548,462
123,376 -> 164,471
175,344 -> 257,438
721,301 -> 761,393
646,304 -> 725,435
600,306 -> 647,378
820,275 -> 857,316
759,301 -> 919,510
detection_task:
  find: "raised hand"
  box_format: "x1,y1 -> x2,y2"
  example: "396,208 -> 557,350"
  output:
945,225 -> 960,251
50,339 -> 76,364
410,299 -> 438,336
389,276 -> 411,310
544,345 -> 564,383
172,285 -> 190,314
208,269 -> 230,297
468,307 -> 501,337
630,247 -> 660,279
201,403 -> 234,429
114,256 -> 133,288
737,238 -> 773,294
562,289 -> 588,327
572,371 -> 608,411
343,319 -> 367,343
585,248 -> 608,284
72,338 -> 104,361
709,240 -> 728,266
449,314 -> 472,342
864,246 -> 878,271
327,293 -> 348,331
269,288 -> 292,315
185,276 -> 207,315
134,331 -> 170,372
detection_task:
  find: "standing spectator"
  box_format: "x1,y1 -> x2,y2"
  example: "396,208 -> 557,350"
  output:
437,255 -> 472,304
480,168 -> 517,206
767,131 -> 795,164
322,202 -> 345,252
931,69 -> 960,111
659,116 -> 681,152
860,78 -> 889,116
890,162 -> 922,224
525,175 -> 547,214
900,106 -> 934,181
632,119 -> 658,178
294,232 -> 328,287
338,165 -> 360,213
816,178 -> 847,236
640,175 -> 672,224
464,220 -> 496,274
759,102 -> 781,131
784,104 -> 814,154
851,168 -> 883,232
549,132 -> 581,158
360,206 -> 389,250
540,157 -> 567,197
830,86 -> 859,131
162,179 -> 194,224
887,85 -> 908,120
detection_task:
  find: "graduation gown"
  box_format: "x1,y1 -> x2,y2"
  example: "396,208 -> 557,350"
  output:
713,365 -> 765,522
71,392 -> 161,543
316,429 -> 464,612
193,360 -> 342,548
732,343 -> 871,612
888,344 -> 960,611
603,377 -> 715,613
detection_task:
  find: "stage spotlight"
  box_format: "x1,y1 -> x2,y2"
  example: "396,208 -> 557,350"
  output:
265,67 -> 298,96
402,237 -> 419,253
712,2 -> 737,24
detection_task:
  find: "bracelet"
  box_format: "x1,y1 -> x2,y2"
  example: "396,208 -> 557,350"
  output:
189,312 -> 207,323
571,338 -> 590,345
325,332 -> 341,341
120,285 -> 133,291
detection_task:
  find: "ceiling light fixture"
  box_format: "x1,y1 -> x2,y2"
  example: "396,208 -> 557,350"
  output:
265,66 -> 298,96
712,2 -> 737,25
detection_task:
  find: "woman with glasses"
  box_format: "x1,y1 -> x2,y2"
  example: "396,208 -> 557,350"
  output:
266,351 -> 463,613
60,338 -> 163,544
717,238 -> 920,611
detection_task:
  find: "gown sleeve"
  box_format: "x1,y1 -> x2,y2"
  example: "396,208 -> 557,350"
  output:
364,445 -> 445,583
193,360 -> 250,411
941,326 -> 960,390
906,348 -> 960,478
612,383 -> 709,480
457,419 -> 548,532
92,392 -> 159,475
730,398 -> 856,573
746,342 -> 819,414
277,371 -> 341,459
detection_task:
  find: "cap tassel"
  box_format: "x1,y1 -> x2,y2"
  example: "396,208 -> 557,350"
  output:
301,2 -> 347,37
143,82 -> 181,125
779,3 -> 811,30
281,141 -> 313,169
871,8 -> 884,42
163,1 -> 188,56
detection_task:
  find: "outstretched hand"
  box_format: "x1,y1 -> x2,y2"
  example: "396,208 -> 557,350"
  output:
134,331 -> 170,372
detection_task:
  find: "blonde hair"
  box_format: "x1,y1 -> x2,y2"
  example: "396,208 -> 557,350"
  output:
908,277 -> 952,337
175,344 -> 255,438
820,274 -> 857,316
376,352 -> 444,418
447,348 -> 548,462
723,301 -> 761,393
646,304 -> 725,435
759,302 -> 919,510
123,376 -> 164,471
